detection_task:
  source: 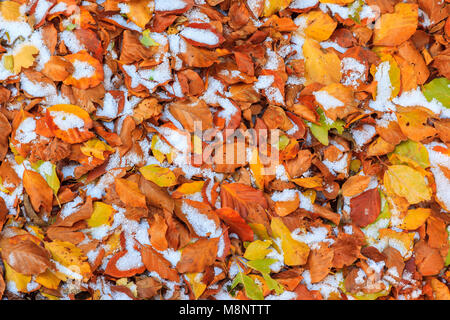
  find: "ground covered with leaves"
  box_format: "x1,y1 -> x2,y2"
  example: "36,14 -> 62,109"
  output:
0,0 -> 449,300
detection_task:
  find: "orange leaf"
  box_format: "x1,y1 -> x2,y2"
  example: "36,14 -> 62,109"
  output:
149,214 -> 168,251
216,207 -> 254,242
114,178 -> 146,208
23,169 -> 53,213
141,245 -> 179,281
46,104 -> 94,144
63,51 -> 104,89
373,3 -> 418,47
220,183 -> 268,219
341,175 -> 371,197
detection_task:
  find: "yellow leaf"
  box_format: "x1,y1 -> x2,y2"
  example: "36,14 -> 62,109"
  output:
27,225 -> 46,240
80,138 -> 114,160
244,240 -> 272,260
174,181 -> 204,195
249,148 -> 265,190
35,269 -> 61,290
151,134 -> 170,163
370,54 -> 400,99
11,45 -> 39,74
139,164 -> 177,187
384,165 -> 432,204
185,273 -> 206,300
44,241 -> 91,281
105,231 -> 121,256
86,202 -> 114,228
41,292 -> 60,300
399,208 -> 431,230
263,0 -> 291,17
127,0 -> 153,29
379,228 -> 414,258
0,1 -> 22,21
304,10 -> 337,41
303,38 -> 341,86
271,217 -> 310,266
249,223 -> 271,241
4,262 -> 31,293
33,161 -> 60,196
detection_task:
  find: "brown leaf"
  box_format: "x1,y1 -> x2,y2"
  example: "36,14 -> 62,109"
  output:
383,246 -> 405,276
414,240 -> 444,276
312,204 -> 341,225
432,49 -> 450,79
54,197 -> 93,228
42,56 -> 74,82
308,244 -> 334,283
332,233 -> 364,268
120,30 -> 159,64
397,40 -> 429,85
177,69 -> 205,96
136,277 -> 162,299
220,183 -> 268,219
139,176 -> 174,212
350,188 -> 381,228
373,3 -> 418,47
169,97 -> 213,132
133,98 -> 162,125
176,238 -> 219,273
0,112 -> 11,161
284,150 -> 313,179
426,216 -> 448,253
1,240 -> 51,275
216,207 -> 254,242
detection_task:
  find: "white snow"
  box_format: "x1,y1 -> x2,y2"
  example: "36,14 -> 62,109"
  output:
180,27 -> 219,46
50,111 -> 85,130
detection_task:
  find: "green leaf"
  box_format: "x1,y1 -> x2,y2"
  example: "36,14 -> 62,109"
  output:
246,258 -> 277,274
262,273 -> 285,295
140,29 -> 160,48
349,0 -> 364,24
307,108 -> 345,145
231,272 -> 264,300
246,259 -> 285,295
389,139 -> 430,169
66,23 -> 77,31
278,135 -> 290,150
423,77 -> 450,109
